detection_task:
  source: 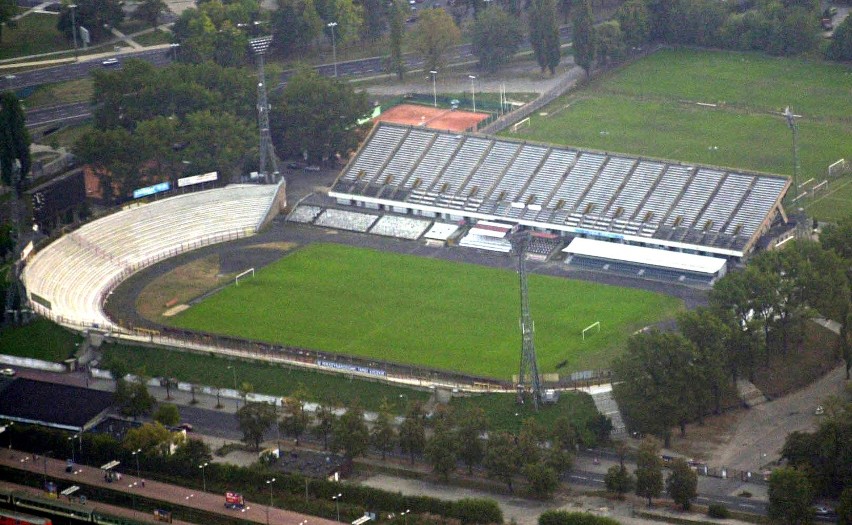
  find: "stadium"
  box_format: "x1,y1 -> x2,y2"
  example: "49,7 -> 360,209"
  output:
19,117 -> 792,390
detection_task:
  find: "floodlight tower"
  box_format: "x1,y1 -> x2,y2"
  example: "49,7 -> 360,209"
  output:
249,35 -> 280,184
783,106 -> 800,205
510,229 -> 542,411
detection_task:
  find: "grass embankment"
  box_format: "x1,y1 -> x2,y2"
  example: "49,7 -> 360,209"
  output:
508,48 -> 852,221
0,13 -> 70,60
0,318 -> 82,362
167,243 -> 683,379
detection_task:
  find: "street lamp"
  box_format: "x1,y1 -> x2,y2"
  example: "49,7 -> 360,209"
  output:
469,75 -> 476,113
69,4 -> 79,58
199,462 -> 208,492
68,435 -> 77,464
266,478 -> 276,525
332,493 -> 342,522
128,482 -> 138,518
403,509 -> 410,525
429,71 -> 437,108
327,22 -> 338,77
169,42 -> 180,61
131,448 -> 141,480
227,365 -> 238,408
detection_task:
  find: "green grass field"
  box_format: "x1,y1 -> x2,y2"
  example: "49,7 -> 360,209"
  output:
508,49 -> 852,221
0,13 -> 70,60
101,343 -> 429,413
168,243 -> 683,379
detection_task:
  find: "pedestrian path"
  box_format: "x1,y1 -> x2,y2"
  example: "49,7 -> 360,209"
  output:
111,27 -> 143,50
11,1 -> 54,20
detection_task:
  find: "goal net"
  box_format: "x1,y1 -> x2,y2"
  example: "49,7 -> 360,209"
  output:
828,159 -> 848,178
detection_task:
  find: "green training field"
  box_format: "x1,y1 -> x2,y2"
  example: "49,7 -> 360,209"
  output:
508,49 -> 852,221
168,243 -> 683,379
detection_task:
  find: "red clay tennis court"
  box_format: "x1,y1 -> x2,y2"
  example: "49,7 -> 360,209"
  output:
375,103 -> 488,132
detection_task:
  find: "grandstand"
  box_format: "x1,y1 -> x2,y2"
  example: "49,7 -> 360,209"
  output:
330,123 -> 791,276
22,184 -> 284,330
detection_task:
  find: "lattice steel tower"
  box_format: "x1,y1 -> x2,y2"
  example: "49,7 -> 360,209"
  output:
511,230 -> 542,410
249,36 -> 279,184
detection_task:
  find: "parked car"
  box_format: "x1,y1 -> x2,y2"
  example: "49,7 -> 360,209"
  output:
102,58 -> 120,66
303,165 -> 321,172
177,423 -> 193,432
0,368 -> 15,377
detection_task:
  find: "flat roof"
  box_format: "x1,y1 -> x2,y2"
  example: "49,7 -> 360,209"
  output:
562,237 -> 727,275
0,379 -> 114,431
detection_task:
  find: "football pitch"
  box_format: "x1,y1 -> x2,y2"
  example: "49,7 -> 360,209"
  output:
508,49 -> 852,222
167,243 -> 683,379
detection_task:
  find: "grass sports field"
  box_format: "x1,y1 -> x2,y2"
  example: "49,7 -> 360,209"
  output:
508,49 -> 852,222
168,243 -> 683,379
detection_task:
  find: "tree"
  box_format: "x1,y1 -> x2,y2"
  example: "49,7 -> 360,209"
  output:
411,8 -> 461,73
57,0 -> 124,44
371,402 -> 397,460
539,511 -> 621,525
399,403 -> 426,464
134,116 -> 183,184
271,67 -> 369,162
172,438 -> 213,468
523,462 -> 558,499
359,0 -> 385,40
133,0 -> 168,28
386,0 -> 406,80
154,403 -> 180,427
456,406 -> 487,474
183,110 -> 256,182
594,21 -> 625,66
615,0 -> 650,47
280,387 -> 311,446
571,0 -> 594,76
484,431 -> 522,492
313,403 -> 336,449
605,464 -> 634,499
768,468 -> 814,525
272,0 -> 323,56
325,0 -> 363,44
0,93 -> 31,195
613,330 -> 700,445
838,486 -> 852,525
425,422 -> 457,480
236,401 -> 276,451
121,378 -> 156,419
827,16 -> 852,61
331,401 -> 370,459
820,215 -> 852,379
551,416 -> 578,452
123,422 -> 173,455
586,414 -> 613,447
471,7 -> 523,73
529,0 -> 560,74
635,437 -> 663,507
666,458 -> 697,510
0,0 -> 16,44
678,308 -> 731,417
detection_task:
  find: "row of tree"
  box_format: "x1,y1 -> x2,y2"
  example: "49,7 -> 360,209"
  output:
614,231 -> 851,447
603,437 -> 698,510
236,390 -> 611,498
70,59 -> 368,201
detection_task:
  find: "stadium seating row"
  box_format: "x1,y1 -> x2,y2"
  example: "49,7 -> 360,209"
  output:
333,123 -> 789,254
22,184 -> 280,330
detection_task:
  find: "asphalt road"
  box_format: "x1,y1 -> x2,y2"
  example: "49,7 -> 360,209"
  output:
25,101 -> 93,128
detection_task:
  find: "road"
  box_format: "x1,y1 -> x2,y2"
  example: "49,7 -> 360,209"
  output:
13,24 -> 578,127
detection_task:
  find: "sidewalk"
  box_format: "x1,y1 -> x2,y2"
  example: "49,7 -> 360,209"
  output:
0,447 -> 336,525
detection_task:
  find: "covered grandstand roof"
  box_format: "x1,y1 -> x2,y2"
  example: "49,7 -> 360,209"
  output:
0,378 -> 114,431
563,237 -> 727,275
330,123 -> 791,257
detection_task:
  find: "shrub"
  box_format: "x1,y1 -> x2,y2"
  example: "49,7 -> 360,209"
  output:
707,504 -> 730,519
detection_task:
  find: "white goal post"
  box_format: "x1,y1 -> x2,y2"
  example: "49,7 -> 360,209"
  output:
510,117 -> 531,133
828,159 -> 848,178
235,268 -> 255,286
582,321 -> 600,341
